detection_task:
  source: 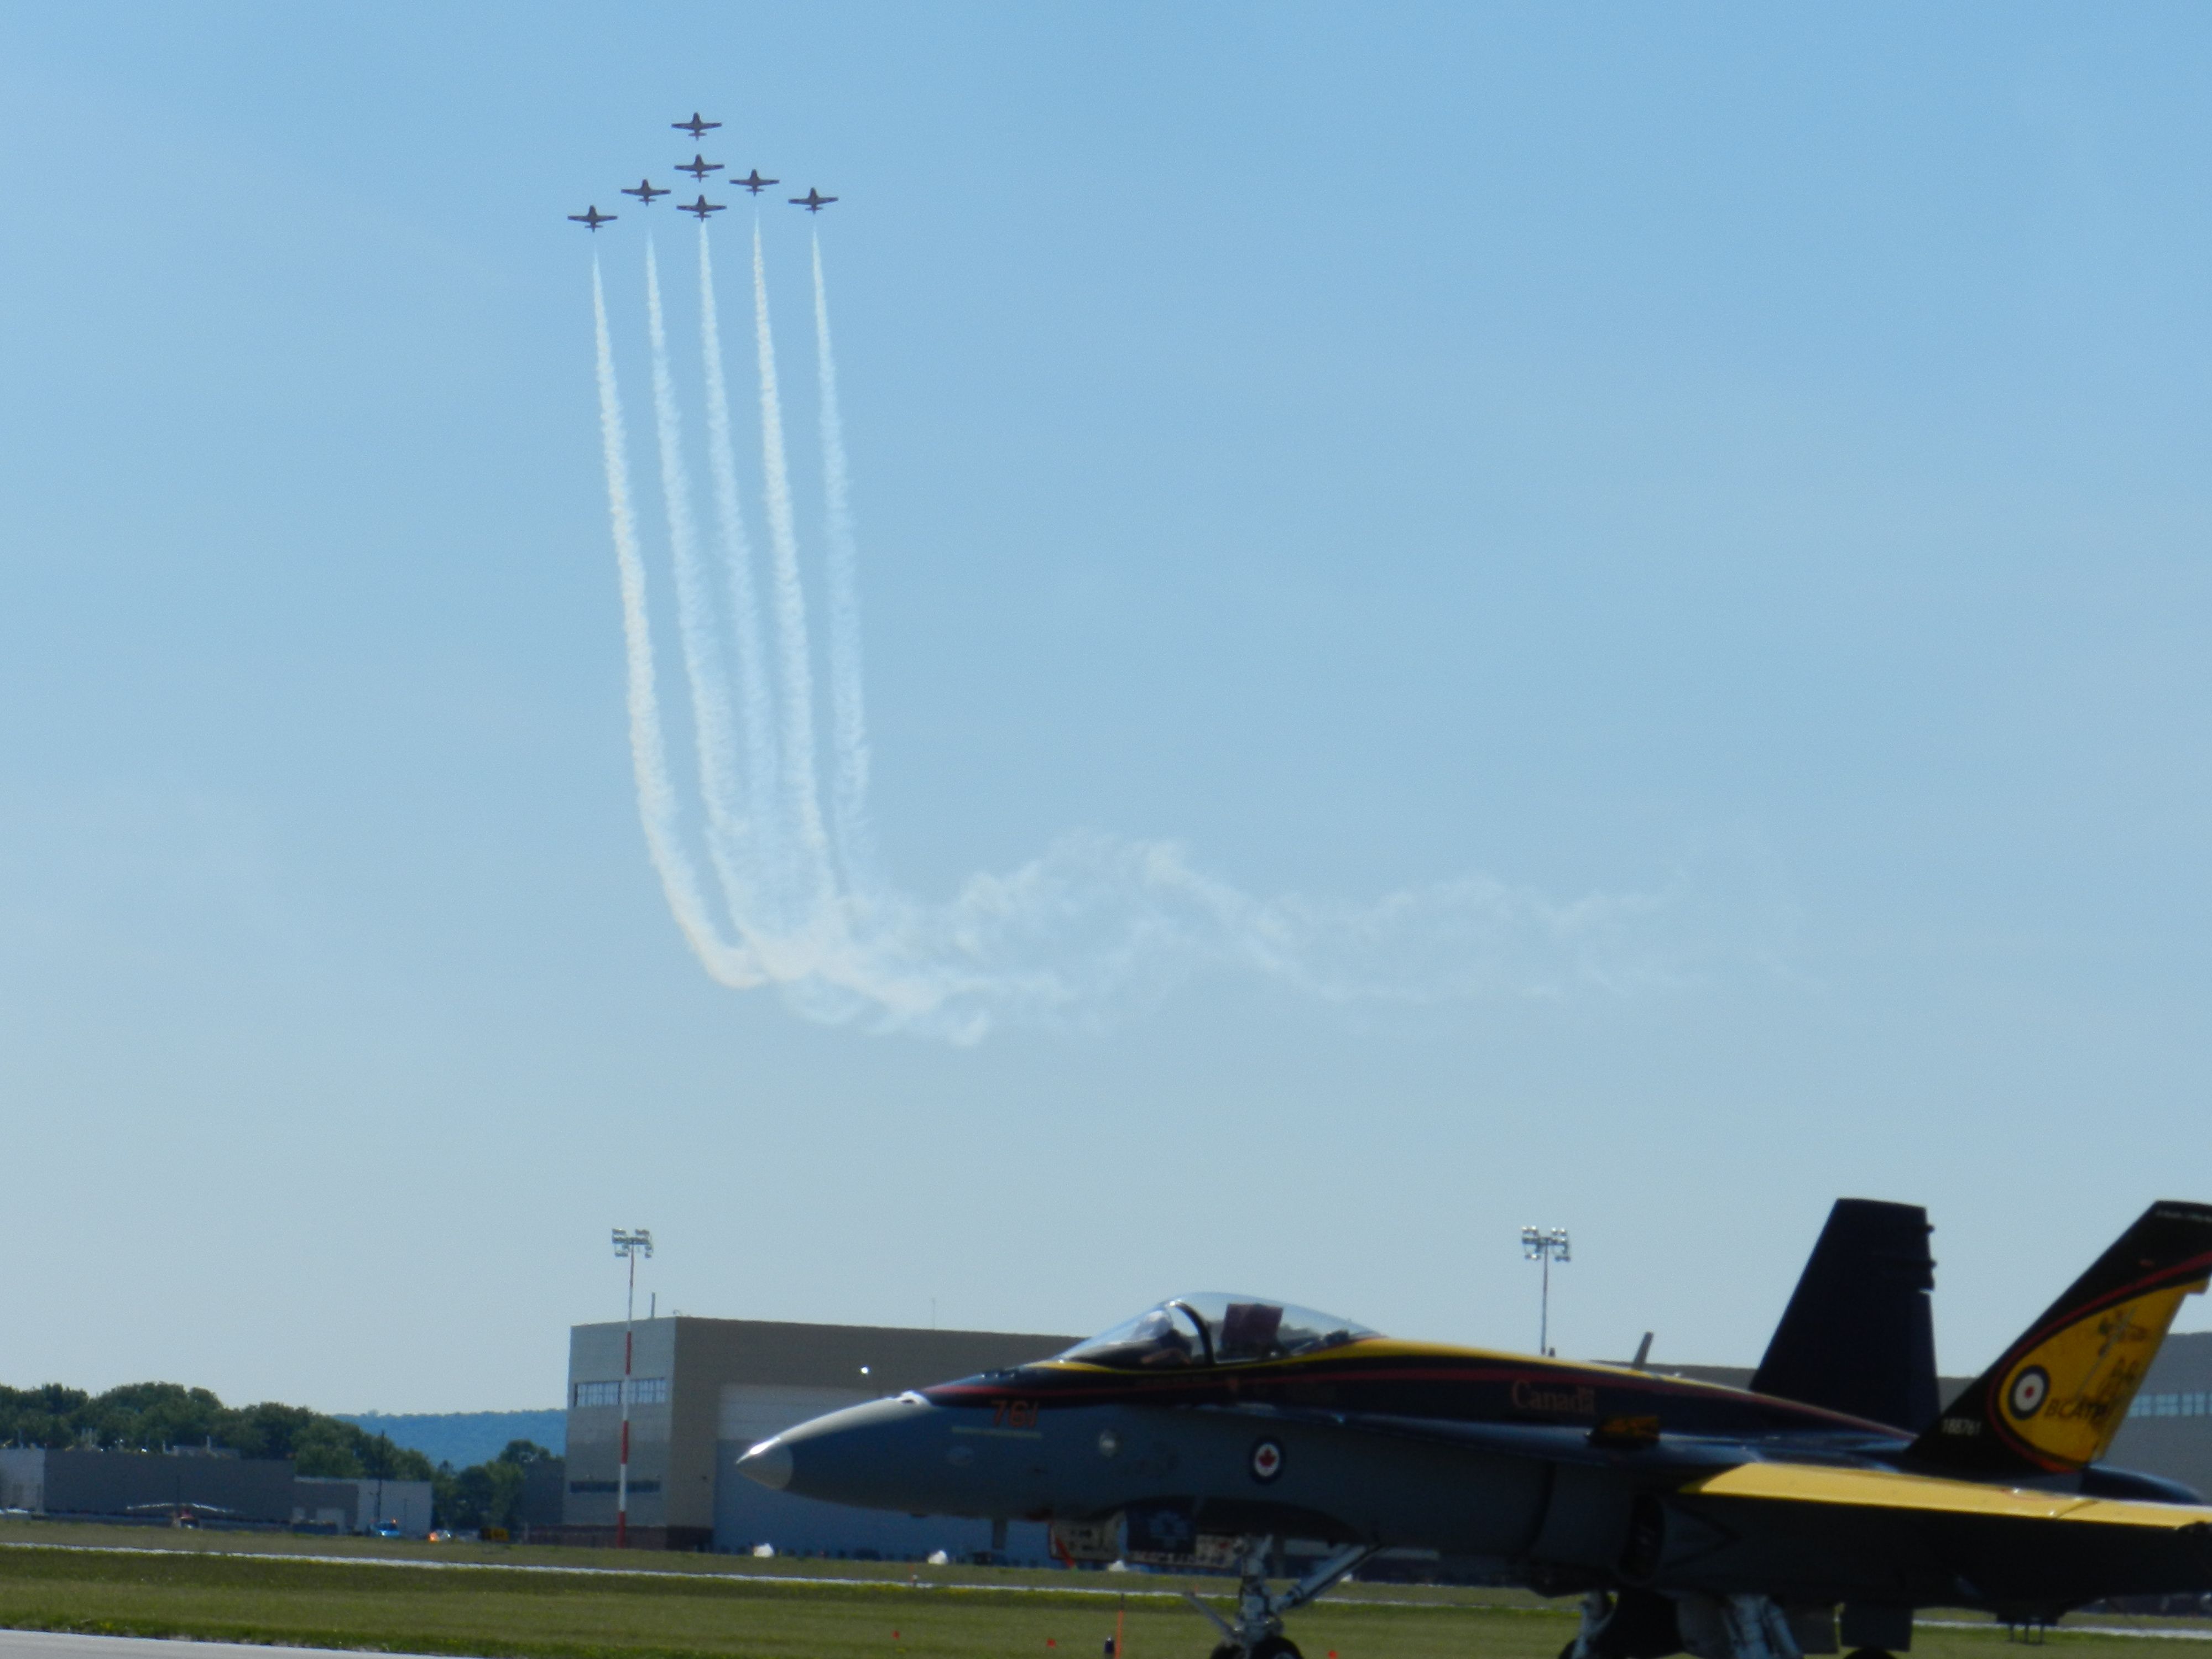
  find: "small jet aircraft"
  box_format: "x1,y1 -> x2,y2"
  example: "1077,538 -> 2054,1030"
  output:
127,1499 -> 237,1530
788,187 -> 837,213
567,205 -> 615,231
677,154 -> 723,181
740,1199 -> 2212,1659
620,178 -> 668,206
679,195 -> 724,221
673,112 -> 721,140
734,169 -> 779,195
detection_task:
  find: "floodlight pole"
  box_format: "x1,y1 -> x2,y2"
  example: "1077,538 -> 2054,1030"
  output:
611,1228 -> 653,1548
1521,1225 -> 1571,1355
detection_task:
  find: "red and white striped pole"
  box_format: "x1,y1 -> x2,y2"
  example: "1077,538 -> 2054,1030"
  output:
611,1229 -> 653,1549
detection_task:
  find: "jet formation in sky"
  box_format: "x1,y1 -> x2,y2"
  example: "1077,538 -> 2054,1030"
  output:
568,112 -> 836,232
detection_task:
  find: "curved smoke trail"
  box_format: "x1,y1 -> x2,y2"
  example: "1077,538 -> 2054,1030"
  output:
696,227 -> 782,927
593,237 -> 1745,1042
752,218 -> 839,931
810,231 -> 879,897
644,240 -> 759,931
591,257 -> 761,989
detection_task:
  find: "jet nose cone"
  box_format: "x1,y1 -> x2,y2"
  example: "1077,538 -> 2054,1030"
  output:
736,1438 -> 794,1491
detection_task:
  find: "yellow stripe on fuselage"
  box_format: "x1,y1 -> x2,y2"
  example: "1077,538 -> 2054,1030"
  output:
1039,1339 -> 1759,1400
1685,1462 -> 2212,1528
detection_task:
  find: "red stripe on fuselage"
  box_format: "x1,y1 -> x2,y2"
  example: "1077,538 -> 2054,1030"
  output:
922,1346 -> 1907,1440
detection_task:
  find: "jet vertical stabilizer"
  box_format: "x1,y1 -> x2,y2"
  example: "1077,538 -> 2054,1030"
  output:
1910,1199 -> 2212,1478
1751,1197 -> 1939,1432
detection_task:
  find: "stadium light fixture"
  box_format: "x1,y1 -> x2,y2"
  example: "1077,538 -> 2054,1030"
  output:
1521,1225 -> 1571,1356
611,1228 -> 654,1547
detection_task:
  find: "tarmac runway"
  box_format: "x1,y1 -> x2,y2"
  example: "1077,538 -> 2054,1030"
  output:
0,1635 -> 455,1659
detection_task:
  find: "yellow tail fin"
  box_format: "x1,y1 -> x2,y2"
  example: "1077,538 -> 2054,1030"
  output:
1910,1201 -> 2212,1477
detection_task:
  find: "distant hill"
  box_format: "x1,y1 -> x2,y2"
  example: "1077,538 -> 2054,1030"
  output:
337,1410 -> 565,1469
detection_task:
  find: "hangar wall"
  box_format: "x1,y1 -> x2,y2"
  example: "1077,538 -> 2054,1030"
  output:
0,1449 -> 432,1536
0,1447 -> 295,1523
2110,1330 -> 2212,1496
295,1475 -> 436,1536
564,1319 -> 680,1537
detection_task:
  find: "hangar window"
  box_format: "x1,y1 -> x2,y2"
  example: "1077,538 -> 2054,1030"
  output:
572,1378 -> 668,1407
2130,1391 -> 2200,1418
1058,1295 -> 1378,1370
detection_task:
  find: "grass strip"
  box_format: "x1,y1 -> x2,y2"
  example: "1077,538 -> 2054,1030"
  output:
0,1535 -> 2204,1659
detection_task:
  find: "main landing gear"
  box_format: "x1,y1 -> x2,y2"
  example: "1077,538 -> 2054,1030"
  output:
1182,1538 -> 1384,1659
1562,1589 -> 1686,1659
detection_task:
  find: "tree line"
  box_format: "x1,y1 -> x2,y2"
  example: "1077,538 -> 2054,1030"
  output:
0,1382 -> 554,1534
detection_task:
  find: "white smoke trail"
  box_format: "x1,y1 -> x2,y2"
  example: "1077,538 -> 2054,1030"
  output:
644,239 -> 759,931
590,257 -> 762,989
757,833 -> 1708,1044
752,218 -> 839,930
810,231 -> 879,896
696,226 -> 782,925
594,239 -> 1751,1042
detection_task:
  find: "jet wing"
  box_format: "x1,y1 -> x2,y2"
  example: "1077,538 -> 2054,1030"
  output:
1683,1461 -> 2212,1527
1668,1459 -> 2212,1609
1312,1415 -> 2212,1605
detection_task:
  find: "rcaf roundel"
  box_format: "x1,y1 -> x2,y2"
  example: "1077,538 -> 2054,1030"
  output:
2007,1365 -> 2051,1419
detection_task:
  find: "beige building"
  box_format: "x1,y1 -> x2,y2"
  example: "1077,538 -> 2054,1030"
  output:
562,1316 -> 1076,1552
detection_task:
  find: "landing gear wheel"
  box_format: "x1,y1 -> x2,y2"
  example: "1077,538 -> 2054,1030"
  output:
1248,1641 -> 1302,1659
1209,1646 -> 1242,1659
1846,1651 -> 1895,1659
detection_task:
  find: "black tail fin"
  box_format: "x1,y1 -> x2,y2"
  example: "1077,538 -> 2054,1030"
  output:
1751,1198 -> 1939,1432
1908,1200 -> 2212,1478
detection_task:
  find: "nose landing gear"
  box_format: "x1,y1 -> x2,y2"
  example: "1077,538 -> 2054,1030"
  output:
1182,1538 -> 1383,1658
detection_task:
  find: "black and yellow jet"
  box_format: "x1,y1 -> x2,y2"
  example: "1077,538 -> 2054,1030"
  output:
738,1201 -> 2212,1659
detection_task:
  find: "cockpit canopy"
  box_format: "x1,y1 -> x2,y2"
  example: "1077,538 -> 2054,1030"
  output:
1058,1293 -> 1379,1370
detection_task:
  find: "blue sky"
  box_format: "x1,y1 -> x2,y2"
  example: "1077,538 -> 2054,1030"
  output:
4,3 -> 2211,1411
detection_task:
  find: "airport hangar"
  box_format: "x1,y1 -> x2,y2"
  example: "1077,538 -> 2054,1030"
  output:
553,1314 -> 2212,1558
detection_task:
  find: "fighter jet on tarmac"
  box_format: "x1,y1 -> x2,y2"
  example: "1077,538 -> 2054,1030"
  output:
673,112 -> 721,140
677,154 -> 723,181
567,206 -> 615,231
788,187 -> 837,213
679,195 -> 724,221
734,169 -> 779,195
620,178 -> 668,206
740,1200 -> 2212,1659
